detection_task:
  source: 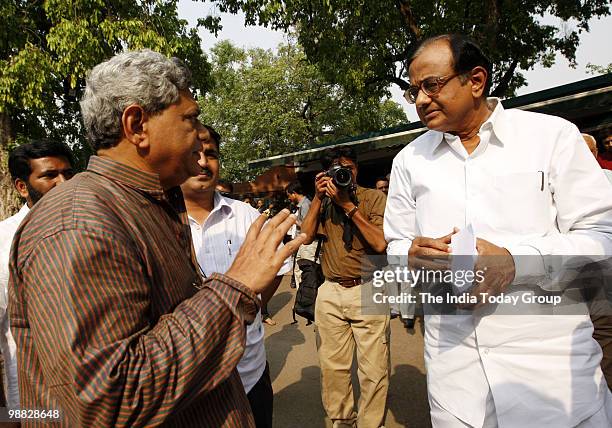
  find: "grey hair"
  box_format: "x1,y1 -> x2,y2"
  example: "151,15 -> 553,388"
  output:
80,49 -> 192,151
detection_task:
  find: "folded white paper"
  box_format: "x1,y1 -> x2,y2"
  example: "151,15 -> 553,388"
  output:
450,224 -> 477,292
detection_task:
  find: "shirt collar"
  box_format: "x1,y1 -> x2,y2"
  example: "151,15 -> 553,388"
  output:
188,191 -> 234,226
483,97 -> 505,144
430,97 -> 506,152
87,155 -> 169,201
213,191 -> 233,217
18,204 -> 30,217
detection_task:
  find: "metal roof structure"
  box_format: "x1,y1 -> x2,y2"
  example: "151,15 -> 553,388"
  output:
248,73 -> 612,170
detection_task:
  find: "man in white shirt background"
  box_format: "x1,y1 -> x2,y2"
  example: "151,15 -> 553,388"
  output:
285,181 -> 319,289
0,139 -> 74,408
384,34 -> 612,427
181,125 -> 289,428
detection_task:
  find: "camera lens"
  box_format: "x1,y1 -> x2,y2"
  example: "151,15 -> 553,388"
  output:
334,168 -> 352,187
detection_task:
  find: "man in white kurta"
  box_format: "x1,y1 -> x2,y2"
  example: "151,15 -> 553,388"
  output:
384,34 -> 612,427
0,204 -> 28,407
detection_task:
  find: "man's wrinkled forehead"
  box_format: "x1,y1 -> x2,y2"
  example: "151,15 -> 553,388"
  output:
409,40 -> 454,81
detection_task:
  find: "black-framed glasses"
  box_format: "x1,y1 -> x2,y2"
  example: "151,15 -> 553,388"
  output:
403,72 -> 462,104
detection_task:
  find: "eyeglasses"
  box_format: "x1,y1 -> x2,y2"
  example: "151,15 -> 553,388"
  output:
403,72 -> 462,104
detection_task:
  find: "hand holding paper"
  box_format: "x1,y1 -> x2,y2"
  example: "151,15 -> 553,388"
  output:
407,228 -> 457,271
460,236 -> 516,309
450,224 -> 478,294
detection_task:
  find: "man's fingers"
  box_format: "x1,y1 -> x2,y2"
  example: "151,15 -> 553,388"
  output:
476,238 -> 488,254
258,210 -> 298,255
277,233 -> 307,261
244,213 -> 268,243
258,209 -> 291,241
437,228 -> 459,244
274,212 -> 298,242
419,239 -> 451,254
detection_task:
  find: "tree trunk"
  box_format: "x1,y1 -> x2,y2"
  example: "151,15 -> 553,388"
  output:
397,0 -> 420,39
0,112 -> 20,220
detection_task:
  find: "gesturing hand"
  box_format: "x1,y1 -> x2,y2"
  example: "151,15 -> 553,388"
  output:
226,209 -> 306,294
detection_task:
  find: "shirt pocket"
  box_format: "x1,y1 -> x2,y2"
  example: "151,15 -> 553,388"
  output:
491,171 -> 551,233
201,240 -> 242,274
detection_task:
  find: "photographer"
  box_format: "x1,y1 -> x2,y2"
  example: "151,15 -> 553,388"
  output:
300,147 -> 389,428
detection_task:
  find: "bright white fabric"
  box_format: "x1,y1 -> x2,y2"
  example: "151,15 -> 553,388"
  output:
0,204 -> 28,407
189,192 -> 290,393
384,99 -> 612,427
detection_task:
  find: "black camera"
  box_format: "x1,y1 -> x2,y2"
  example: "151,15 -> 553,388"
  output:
326,165 -> 353,188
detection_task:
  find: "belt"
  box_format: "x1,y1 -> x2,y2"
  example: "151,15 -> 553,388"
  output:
335,276 -> 372,288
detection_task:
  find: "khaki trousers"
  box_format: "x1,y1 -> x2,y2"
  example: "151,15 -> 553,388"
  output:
315,279 -> 390,428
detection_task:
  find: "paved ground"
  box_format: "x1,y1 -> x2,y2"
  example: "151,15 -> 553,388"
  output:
264,275 -> 432,428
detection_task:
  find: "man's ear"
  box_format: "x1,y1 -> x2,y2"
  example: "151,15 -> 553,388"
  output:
14,178 -> 29,199
470,66 -> 488,98
121,105 -> 148,148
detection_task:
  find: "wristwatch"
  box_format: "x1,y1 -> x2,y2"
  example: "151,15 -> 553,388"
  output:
346,205 -> 359,219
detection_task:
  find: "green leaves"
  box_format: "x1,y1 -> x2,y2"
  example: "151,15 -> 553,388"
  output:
207,0 -> 610,97
586,62 -> 612,75
0,0 -> 211,155
200,41 -> 406,182
0,45 -> 54,112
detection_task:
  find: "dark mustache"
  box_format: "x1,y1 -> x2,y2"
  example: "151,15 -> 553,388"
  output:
199,167 -> 212,176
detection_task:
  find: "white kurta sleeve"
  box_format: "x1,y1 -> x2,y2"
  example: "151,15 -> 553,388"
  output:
384,152 -> 417,259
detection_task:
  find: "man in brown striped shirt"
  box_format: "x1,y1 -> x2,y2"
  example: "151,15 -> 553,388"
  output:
8,50 -> 304,427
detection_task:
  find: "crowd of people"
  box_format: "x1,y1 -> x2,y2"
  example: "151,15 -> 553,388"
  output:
0,33 -> 611,428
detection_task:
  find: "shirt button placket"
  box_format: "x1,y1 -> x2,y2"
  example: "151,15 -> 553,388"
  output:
465,160 -> 471,225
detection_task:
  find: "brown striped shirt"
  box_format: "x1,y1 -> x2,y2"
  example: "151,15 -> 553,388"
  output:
8,156 -> 258,427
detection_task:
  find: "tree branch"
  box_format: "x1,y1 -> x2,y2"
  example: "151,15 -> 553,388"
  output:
483,0 -> 501,52
301,98 -> 312,120
491,59 -> 519,97
395,1 -> 420,38
364,74 -> 410,91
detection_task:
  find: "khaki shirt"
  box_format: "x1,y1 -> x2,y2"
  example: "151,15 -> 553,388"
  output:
317,186 -> 386,281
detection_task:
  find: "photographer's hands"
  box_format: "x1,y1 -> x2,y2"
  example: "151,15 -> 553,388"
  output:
314,172 -> 329,200
316,172 -> 386,253
314,172 -> 353,211
325,180 -> 353,211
